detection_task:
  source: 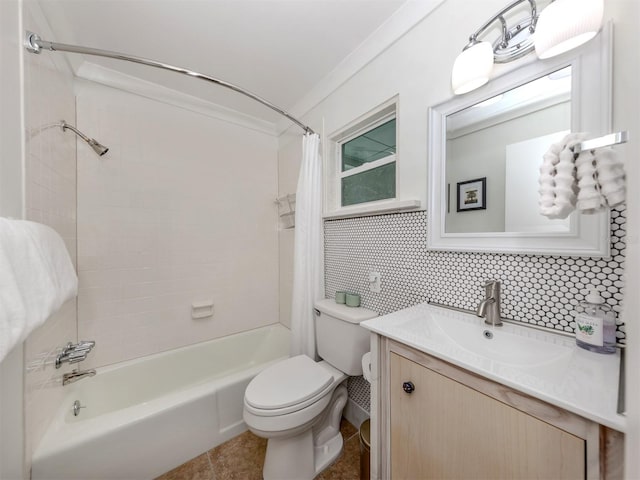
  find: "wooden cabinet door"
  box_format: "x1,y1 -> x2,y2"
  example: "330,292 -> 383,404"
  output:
390,352 -> 586,480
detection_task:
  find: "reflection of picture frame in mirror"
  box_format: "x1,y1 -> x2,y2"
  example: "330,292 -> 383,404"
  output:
457,177 -> 486,212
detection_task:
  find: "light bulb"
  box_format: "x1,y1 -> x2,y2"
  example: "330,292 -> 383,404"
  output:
451,41 -> 494,95
535,0 -> 604,60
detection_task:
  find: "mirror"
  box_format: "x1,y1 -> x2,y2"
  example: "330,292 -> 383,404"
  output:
428,25 -> 611,256
446,66 -> 571,234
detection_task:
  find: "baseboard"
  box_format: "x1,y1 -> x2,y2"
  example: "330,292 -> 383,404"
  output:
343,398 -> 369,430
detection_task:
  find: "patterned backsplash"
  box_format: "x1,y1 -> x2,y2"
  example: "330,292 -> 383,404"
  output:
325,208 -> 626,413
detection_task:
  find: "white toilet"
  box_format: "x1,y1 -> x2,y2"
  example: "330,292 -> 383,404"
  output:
243,299 -> 377,480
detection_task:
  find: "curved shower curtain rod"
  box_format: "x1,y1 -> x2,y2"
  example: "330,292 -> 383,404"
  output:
24,31 -> 315,135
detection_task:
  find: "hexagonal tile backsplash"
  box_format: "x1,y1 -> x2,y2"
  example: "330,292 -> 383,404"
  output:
325,208 -> 626,413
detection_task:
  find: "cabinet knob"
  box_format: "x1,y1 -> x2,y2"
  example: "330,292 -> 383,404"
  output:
402,381 -> 415,394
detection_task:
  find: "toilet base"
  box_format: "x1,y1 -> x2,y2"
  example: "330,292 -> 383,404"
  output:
261,384 -> 348,480
262,429 -> 344,480
313,431 -> 344,475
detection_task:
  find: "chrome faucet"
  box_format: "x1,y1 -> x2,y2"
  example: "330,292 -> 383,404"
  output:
56,340 -> 97,386
63,368 -> 96,386
55,340 -> 95,368
476,280 -> 503,327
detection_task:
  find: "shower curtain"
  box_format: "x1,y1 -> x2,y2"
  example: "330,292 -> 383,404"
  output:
290,133 -> 324,359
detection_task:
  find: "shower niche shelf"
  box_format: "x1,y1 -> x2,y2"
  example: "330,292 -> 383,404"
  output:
276,194 -> 296,229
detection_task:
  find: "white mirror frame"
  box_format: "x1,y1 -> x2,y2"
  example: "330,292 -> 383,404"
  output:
427,23 -> 612,257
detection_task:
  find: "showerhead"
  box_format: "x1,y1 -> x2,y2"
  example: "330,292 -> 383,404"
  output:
60,120 -> 109,157
87,138 -> 109,157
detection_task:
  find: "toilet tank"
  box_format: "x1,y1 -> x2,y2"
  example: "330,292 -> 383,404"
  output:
314,299 -> 378,375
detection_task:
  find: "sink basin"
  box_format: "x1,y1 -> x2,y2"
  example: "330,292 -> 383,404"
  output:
361,301 -> 623,431
401,308 -> 575,367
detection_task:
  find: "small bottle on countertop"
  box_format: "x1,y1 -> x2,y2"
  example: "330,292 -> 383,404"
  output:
574,287 -> 616,354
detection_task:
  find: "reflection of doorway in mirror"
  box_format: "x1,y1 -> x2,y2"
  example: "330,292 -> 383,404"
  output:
504,130 -> 571,233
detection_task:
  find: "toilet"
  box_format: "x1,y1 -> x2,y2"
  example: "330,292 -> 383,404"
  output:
243,299 -> 377,480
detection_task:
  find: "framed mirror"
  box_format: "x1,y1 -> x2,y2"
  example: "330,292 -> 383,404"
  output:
427,24 -> 612,257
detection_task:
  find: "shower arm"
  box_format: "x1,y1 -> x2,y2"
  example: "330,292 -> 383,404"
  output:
60,120 -> 90,143
25,31 -> 315,135
59,120 -> 110,156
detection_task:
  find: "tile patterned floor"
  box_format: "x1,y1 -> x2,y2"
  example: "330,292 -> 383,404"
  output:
155,419 -> 361,480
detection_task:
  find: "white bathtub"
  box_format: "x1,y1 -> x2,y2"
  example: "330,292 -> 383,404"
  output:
31,324 -> 290,480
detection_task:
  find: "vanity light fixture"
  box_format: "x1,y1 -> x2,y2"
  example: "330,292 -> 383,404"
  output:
451,0 -> 604,95
451,41 -> 494,95
535,0 -> 604,59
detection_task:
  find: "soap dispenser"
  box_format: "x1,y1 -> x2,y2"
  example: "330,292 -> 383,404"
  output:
575,287 -> 616,354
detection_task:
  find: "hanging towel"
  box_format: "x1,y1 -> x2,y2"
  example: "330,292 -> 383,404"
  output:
538,133 -> 586,219
576,147 -> 626,214
595,148 -> 626,208
0,218 -> 78,363
540,133 -> 627,218
576,150 -> 605,214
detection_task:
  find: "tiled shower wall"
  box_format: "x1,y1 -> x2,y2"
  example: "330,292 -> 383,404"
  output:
22,1 -> 78,465
76,82 -> 279,368
326,209 -> 626,412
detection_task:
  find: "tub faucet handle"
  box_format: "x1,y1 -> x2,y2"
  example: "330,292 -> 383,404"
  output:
66,350 -> 88,364
55,340 -> 96,368
75,340 -> 96,352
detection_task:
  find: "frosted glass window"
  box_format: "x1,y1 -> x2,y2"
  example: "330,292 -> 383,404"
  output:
339,117 -> 396,207
342,119 -> 396,171
341,163 -> 396,206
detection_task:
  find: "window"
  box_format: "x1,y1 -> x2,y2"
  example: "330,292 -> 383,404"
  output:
338,115 -> 396,207
340,117 -> 396,206
325,99 -> 415,218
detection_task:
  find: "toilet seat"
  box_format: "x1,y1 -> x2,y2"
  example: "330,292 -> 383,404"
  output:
244,355 -> 336,417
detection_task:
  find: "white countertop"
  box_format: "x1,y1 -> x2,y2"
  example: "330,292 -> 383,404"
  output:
361,302 -> 625,432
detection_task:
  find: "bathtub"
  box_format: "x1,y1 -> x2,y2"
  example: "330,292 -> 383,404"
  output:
31,324 -> 290,480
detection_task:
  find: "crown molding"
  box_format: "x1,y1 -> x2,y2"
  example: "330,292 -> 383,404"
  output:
275,0 -> 446,135
75,62 -> 278,136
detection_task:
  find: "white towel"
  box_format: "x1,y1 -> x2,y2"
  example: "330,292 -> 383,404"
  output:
576,150 -> 605,214
538,133 -> 586,219
595,148 -> 626,208
575,147 -> 626,214
539,132 -> 627,218
0,218 -> 78,363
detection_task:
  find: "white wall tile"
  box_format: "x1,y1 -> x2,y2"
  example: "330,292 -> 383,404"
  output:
22,3 -> 77,466
325,210 -> 627,413
76,83 -> 280,368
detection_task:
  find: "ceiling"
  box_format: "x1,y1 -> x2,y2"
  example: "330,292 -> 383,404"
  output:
37,0 -> 420,126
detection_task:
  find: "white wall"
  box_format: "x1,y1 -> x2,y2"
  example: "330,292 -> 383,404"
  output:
278,1 -> 639,474
0,0 -> 24,219
75,81 -> 280,367
0,0 -> 26,476
0,0 -> 25,474
610,1 -> 640,476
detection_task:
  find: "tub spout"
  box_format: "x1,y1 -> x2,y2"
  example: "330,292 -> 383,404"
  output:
63,368 -> 96,386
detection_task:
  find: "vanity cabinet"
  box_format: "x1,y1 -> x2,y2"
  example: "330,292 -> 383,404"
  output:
377,339 -> 624,480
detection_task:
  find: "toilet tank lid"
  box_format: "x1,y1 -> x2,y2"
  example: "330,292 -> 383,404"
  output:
315,299 -> 378,324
